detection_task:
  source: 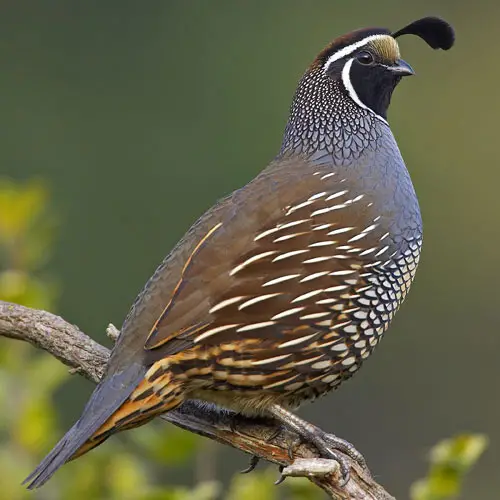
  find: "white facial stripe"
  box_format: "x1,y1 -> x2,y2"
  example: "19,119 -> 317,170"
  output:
341,58 -> 388,125
323,34 -> 389,72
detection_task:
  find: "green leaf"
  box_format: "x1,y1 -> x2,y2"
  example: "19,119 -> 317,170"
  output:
410,434 -> 488,500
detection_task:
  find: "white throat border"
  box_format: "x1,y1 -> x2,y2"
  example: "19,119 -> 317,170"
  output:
323,34 -> 391,125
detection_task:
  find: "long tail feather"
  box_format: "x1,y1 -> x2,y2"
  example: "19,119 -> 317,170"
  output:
23,363 -> 146,489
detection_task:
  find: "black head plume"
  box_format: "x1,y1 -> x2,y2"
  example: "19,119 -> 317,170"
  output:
392,17 -> 455,50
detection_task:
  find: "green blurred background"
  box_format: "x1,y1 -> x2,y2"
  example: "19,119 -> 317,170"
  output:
0,1 -> 497,498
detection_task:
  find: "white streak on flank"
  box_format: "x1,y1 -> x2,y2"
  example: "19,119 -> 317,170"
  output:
323,34 -> 390,70
308,241 -> 338,247
286,199 -> 316,215
237,321 -> 276,332
331,320 -> 352,330
363,261 -> 382,268
301,271 -> 330,282
252,354 -> 292,366
348,223 -> 379,242
341,58 -> 389,125
264,375 -> 298,389
313,223 -> 333,231
280,219 -> 310,230
263,274 -> 301,287
325,190 -> 348,201
329,269 -> 356,276
273,249 -> 309,262
292,289 -> 324,303
238,293 -> 282,310
309,191 -> 328,201
230,251 -> 277,276
375,245 -> 390,257
327,226 -> 354,236
273,233 -> 307,242
320,172 -> 336,180
254,219 -> 309,241
254,227 -> 281,241
316,298 -> 337,304
194,324 -> 240,343
364,223 -> 379,234
209,296 -> 246,314
359,247 -> 378,256
373,216 -> 381,222
279,332 -> 318,349
294,355 -> 324,366
303,256 -> 335,264
325,285 -> 349,293
271,307 -> 305,320
311,204 -> 347,216
345,194 -> 365,205
379,232 -> 390,241
316,319 -> 333,327
300,311 -> 331,320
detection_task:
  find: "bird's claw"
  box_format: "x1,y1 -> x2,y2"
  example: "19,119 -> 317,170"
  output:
240,455 -> 260,474
320,432 -> 367,470
274,465 -> 287,485
310,430 -> 369,485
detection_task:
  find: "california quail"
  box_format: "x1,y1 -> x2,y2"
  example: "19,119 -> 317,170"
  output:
25,16 -> 455,488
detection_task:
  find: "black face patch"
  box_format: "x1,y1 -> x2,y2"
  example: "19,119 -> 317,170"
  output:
323,45 -> 403,120
348,57 -> 401,119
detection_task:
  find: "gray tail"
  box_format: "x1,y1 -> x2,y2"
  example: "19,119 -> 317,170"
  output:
23,363 -> 145,489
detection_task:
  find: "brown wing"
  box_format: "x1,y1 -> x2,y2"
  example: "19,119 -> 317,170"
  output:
142,156 -> 394,372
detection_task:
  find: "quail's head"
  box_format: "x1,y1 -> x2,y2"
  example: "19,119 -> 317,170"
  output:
281,17 -> 455,156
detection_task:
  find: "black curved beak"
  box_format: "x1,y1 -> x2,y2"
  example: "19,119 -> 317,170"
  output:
389,59 -> 415,76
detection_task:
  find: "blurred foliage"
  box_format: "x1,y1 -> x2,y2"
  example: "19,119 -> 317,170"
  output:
0,181 -> 324,499
0,181 -> 203,500
410,434 -> 488,500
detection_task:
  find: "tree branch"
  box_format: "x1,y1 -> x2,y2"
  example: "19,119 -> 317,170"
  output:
0,301 -> 395,500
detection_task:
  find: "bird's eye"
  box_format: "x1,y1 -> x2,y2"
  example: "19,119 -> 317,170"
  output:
356,51 -> 374,65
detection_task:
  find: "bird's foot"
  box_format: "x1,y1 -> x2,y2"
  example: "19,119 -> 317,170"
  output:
268,404 -> 368,487
306,428 -> 368,485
